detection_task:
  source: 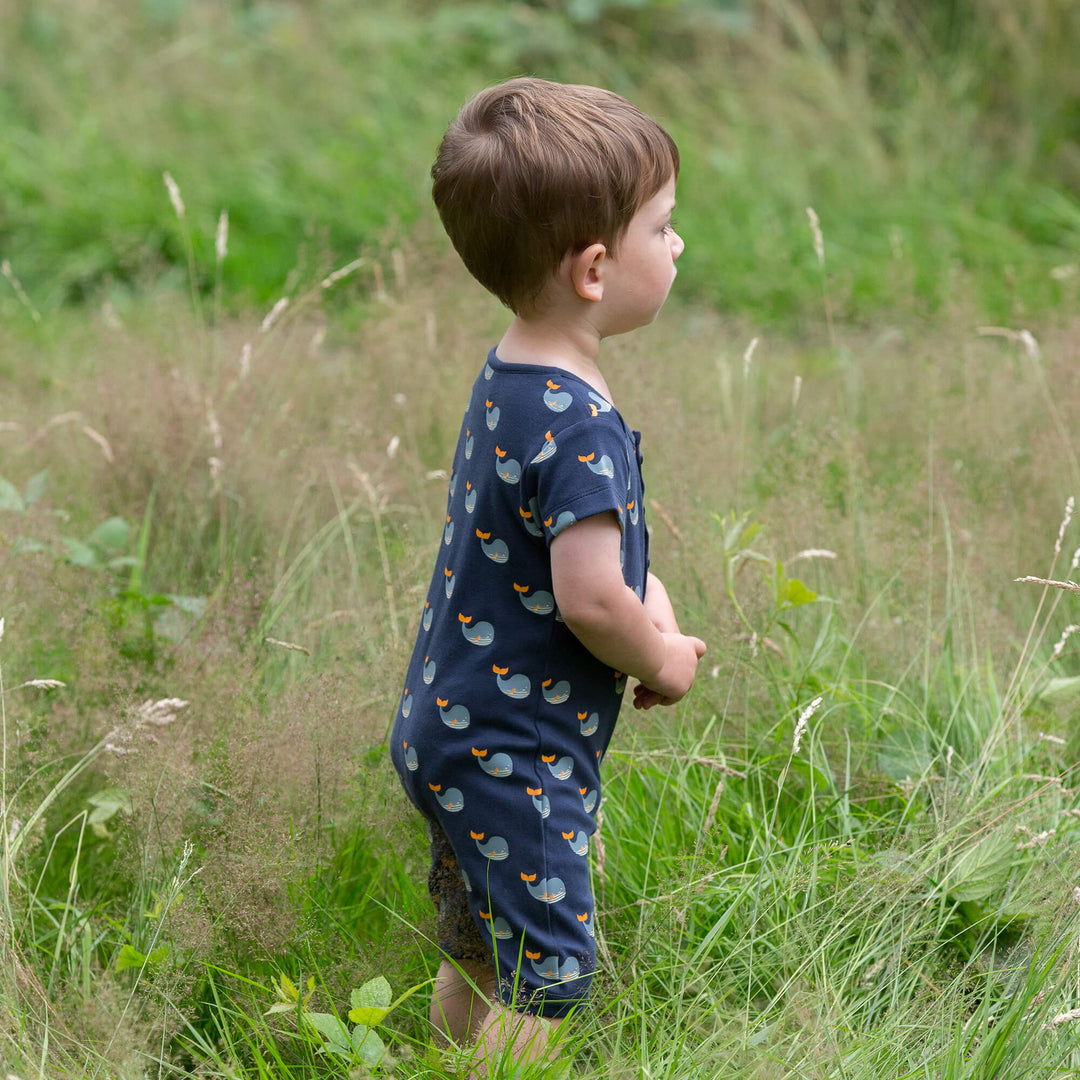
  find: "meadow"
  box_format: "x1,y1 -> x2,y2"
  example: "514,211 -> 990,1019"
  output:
2,1 -> 1080,1077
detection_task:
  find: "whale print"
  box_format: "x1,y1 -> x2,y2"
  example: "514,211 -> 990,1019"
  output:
480,909 -> 513,940
529,953 -> 581,982
443,516 -> 455,546
444,567 -> 456,599
488,915 -> 513,940
485,399 -> 500,430
471,830 -> 509,861
464,428 -> 474,460
578,452 -> 615,478
403,741 -> 418,771
449,472 -> 457,498
476,529 -> 509,563
461,867 -> 472,893
494,446 -> 522,484
614,671 -> 628,694
518,506 -> 543,538
464,482 -> 477,514
588,391 -> 612,413
514,584 -> 555,615
578,711 -> 599,736
401,690 -> 412,718
422,603 -> 433,631
577,911 -> 595,938
543,753 -> 574,780
542,678 -> 571,704
493,665 -> 530,699
473,746 -> 514,777
527,785 -> 550,818
580,787 -> 598,814
550,510 -> 576,535
438,698 -> 471,730
484,362 -> 494,380
423,656 -> 436,684
521,872 -> 566,903
459,613 -> 494,646
628,499 -> 639,525
531,430 -> 557,464
563,829 -> 589,856
543,379 -> 572,412
429,783 -> 464,813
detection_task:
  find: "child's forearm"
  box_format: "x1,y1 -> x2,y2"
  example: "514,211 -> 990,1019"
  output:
550,515 -> 704,701
643,572 -> 680,634
558,576 -> 668,686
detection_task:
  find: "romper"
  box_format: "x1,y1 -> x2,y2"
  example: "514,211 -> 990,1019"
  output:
390,348 -> 649,1017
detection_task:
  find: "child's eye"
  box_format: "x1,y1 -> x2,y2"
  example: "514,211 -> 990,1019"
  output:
662,218 -> 677,235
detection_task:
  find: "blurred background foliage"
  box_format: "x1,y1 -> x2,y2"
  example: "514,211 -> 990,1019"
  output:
1,0 -> 1079,322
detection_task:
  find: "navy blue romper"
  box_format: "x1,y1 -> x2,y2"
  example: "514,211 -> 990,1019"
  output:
390,348 -> 649,1017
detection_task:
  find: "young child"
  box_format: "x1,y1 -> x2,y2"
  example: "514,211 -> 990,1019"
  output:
389,77 -> 706,1070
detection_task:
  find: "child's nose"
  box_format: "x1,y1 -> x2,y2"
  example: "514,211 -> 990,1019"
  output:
670,230 -> 685,260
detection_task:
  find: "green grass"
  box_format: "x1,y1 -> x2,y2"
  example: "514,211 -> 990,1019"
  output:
4,2 -> 1080,1076
2,0 -> 1079,322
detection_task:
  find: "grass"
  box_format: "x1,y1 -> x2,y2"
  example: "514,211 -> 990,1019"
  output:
2,0 -> 1079,322
2,229 -> 1080,1076
3,2 -> 1080,1076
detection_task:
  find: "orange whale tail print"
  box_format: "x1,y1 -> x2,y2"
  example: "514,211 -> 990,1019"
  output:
521,872 -> 537,883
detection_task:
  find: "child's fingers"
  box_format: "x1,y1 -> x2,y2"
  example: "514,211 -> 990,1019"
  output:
689,636 -> 707,658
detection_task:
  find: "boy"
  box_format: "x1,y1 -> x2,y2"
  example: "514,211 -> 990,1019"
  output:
390,77 -> 706,1071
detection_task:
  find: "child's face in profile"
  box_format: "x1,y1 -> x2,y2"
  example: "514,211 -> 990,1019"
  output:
600,175 -> 683,336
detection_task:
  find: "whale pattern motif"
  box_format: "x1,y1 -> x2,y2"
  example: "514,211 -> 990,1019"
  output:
390,349 -> 650,1013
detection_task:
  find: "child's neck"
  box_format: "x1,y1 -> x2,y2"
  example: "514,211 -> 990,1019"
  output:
495,315 -> 613,404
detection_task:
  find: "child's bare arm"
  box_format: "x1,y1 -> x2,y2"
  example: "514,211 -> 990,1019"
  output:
550,514 -> 705,704
643,571 -> 680,633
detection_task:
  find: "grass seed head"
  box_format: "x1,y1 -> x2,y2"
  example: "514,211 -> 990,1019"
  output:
162,171 -> 185,219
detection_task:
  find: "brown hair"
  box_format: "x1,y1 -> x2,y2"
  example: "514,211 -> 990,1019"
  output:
431,77 -> 679,314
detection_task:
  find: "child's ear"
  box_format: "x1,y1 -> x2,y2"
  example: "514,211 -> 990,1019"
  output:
569,243 -> 607,303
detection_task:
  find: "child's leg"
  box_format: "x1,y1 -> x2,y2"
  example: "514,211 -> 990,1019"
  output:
472,1003 -> 569,1076
430,957 -> 498,1046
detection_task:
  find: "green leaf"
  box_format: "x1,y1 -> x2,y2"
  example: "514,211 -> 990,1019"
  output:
62,537 -> 100,567
305,1011 -> 351,1054
782,577 -> 818,607
940,831 -> 1016,902
90,516 -> 130,552
13,537 -> 46,554
0,476 -> 26,513
87,787 -> 132,838
115,943 -> 168,971
348,975 -> 393,1026
23,469 -> 48,507
352,1025 -> 386,1067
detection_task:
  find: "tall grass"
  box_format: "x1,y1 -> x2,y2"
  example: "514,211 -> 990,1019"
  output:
3,6 -> 1080,1074
2,198 -> 1080,1074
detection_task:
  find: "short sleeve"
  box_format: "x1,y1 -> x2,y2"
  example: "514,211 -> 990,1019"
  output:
523,418 -> 634,544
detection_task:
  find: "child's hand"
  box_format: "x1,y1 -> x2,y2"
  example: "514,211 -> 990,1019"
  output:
633,632 -> 706,709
